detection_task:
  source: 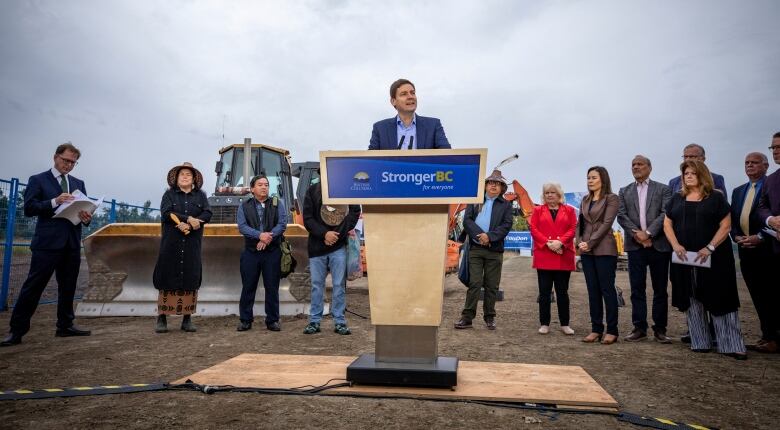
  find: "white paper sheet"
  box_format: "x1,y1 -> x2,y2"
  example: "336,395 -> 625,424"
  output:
53,190 -> 103,225
671,250 -> 712,268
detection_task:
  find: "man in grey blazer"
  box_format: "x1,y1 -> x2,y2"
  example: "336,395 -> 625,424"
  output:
618,155 -> 673,343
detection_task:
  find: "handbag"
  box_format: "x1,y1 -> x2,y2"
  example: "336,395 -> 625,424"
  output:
280,237 -> 297,278
615,285 -> 625,307
458,240 -> 470,287
346,230 -> 363,281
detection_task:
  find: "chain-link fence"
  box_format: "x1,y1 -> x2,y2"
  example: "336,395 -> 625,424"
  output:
0,178 -> 161,311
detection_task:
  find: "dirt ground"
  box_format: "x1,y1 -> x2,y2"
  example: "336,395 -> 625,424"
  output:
0,254 -> 778,429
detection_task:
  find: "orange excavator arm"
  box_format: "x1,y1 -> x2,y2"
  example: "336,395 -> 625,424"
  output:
510,180 -> 535,218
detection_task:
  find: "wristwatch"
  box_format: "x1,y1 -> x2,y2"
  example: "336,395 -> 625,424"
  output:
706,243 -> 716,252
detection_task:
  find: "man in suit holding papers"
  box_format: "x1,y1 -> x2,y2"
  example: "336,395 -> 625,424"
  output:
2,143 -> 92,347
757,132 -> 780,254
732,152 -> 776,353
368,79 -> 451,150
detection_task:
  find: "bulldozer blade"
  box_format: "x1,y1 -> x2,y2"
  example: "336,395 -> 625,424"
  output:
76,223 -> 321,317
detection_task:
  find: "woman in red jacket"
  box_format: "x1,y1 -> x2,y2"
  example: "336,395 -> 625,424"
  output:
529,183 -> 577,335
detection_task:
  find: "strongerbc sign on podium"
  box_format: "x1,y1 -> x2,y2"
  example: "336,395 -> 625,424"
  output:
321,149 -> 486,388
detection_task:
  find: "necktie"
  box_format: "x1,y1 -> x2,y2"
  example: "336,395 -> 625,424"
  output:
637,182 -> 647,231
60,175 -> 68,193
739,182 -> 756,235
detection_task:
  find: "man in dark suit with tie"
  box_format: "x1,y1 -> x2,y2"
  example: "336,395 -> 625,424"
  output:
618,155 -> 673,343
758,132 -> 780,254
756,132 -> 780,350
368,79 -> 451,150
1,143 -> 93,347
733,152 -> 776,353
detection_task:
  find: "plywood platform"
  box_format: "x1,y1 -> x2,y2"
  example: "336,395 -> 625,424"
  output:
177,354 -> 618,412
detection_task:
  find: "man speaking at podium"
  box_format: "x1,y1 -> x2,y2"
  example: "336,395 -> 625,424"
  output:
368,79 -> 451,150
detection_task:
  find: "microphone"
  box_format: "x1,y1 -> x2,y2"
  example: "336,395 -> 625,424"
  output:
397,135 -> 406,150
408,136 -> 414,150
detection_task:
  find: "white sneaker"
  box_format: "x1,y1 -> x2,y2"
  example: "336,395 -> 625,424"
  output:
538,325 -> 549,334
561,326 -> 575,335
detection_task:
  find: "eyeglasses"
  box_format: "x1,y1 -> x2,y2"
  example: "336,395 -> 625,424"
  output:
58,155 -> 78,165
768,145 -> 780,151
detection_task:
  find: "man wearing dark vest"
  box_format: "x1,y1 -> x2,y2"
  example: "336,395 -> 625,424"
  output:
236,175 -> 287,332
2,142 -> 92,347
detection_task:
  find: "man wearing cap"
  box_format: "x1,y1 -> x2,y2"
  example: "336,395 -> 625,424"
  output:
237,175 -> 288,332
301,178 -> 361,336
368,78 -> 451,150
455,170 -> 514,330
2,142 -> 93,347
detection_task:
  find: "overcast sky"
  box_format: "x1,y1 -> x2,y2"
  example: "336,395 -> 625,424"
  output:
1,0 -> 778,206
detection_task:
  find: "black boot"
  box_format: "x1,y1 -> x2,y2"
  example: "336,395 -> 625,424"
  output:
155,315 -> 168,333
181,315 -> 197,332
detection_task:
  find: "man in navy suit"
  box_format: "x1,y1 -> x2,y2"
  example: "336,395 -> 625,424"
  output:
368,79 -> 451,150
733,152 -> 776,353
668,143 -> 727,198
1,143 -> 93,347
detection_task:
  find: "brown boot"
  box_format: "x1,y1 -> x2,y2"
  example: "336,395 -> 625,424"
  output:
582,332 -> 602,343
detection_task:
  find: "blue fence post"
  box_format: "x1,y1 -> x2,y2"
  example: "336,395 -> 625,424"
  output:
109,199 -> 117,223
1,178 -> 19,311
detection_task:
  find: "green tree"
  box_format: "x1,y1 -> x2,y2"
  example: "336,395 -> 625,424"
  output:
512,215 -> 529,231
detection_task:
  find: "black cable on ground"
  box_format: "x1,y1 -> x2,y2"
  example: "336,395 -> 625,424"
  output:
167,379 -> 352,396
344,307 -> 368,319
1,380 -> 718,429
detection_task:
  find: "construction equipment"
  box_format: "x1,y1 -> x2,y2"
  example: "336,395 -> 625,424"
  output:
77,139 -> 320,317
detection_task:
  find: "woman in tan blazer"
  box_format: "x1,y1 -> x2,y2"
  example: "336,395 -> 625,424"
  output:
577,166 -> 620,345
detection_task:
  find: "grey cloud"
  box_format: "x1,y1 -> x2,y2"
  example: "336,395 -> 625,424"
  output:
1,0 -> 778,205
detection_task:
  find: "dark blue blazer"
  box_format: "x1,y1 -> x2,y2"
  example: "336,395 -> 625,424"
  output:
668,172 -> 728,200
730,177 -> 765,240
368,115 -> 451,150
24,170 -> 87,250
757,169 -> 780,253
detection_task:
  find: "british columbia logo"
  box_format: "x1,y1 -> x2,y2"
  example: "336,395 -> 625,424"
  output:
353,172 -> 370,182
351,171 -> 372,191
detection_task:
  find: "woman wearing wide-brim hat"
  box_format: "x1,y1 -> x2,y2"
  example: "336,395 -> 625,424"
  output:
152,162 -> 212,333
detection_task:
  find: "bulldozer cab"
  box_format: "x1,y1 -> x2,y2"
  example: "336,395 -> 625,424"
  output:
210,143 -> 296,223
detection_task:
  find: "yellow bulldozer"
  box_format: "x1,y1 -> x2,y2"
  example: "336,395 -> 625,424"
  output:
76,139 -> 321,317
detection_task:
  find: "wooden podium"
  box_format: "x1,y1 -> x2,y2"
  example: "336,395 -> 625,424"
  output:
320,149 -> 486,387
